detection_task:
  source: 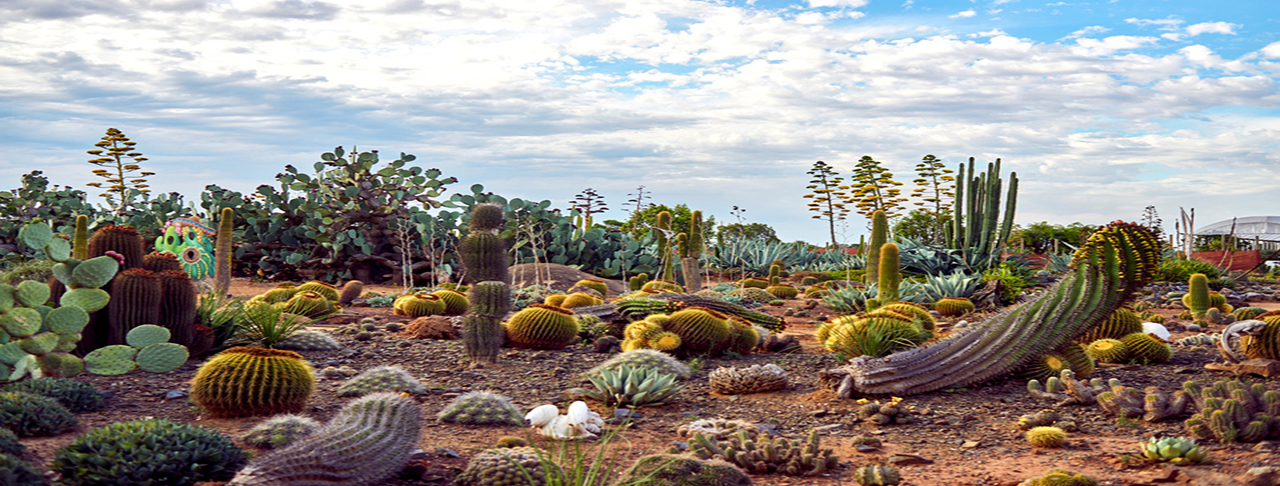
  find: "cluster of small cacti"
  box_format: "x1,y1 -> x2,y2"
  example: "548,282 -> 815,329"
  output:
191,346 -> 315,418
583,349 -> 691,380
852,464 -> 901,486
335,365 -> 426,397
0,391 -> 77,436
708,363 -> 788,395
246,281 -> 341,320
1096,381 -> 1188,422
81,324 -> 189,375
1184,378 -> 1280,443
274,329 -> 343,351
502,303 -> 579,350
454,446 -> 560,486
1182,273 -> 1233,317
618,307 -> 759,357
1025,426 -> 1067,448
1139,436 -> 1209,465
616,453 -> 752,486
1,377 -> 103,412
241,414 -> 322,449
392,292 -> 445,318
228,392 -> 422,486
579,364 -> 684,408
1176,333 -> 1220,347
676,418 -> 759,440
1027,370 -> 1110,407
857,396 -> 916,425
1017,469 -> 1097,486
1232,306 -> 1268,321
688,428 -> 839,476
53,417 -> 247,486
436,391 -> 523,425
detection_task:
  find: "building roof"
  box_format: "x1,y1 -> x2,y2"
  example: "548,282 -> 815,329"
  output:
1196,216 -> 1280,239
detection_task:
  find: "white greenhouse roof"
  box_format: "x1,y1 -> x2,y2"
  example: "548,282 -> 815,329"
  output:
1196,216 -> 1280,239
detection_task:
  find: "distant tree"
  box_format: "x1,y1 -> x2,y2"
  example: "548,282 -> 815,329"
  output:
847,155 -> 907,222
717,223 -> 779,245
1011,222 -> 1096,254
622,185 -> 653,233
85,128 -> 154,215
908,155 -> 955,244
1141,205 -> 1164,239
892,209 -> 953,244
623,204 -> 716,241
803,160 -> 850,248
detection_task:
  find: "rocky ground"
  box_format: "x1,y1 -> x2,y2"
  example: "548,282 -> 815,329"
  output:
13,274 -> 1280,486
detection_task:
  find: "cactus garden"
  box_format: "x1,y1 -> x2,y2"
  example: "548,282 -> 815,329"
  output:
2,152 -> 1280,486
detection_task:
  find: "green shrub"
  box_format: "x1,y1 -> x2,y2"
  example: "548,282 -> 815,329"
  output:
981,263 -> 1033,302
53,418 -> 247,486
1156,258 -> 1220,282
2,378 -> 104,413
0,392 -> 76,437
0,428 -> 24,457
0,259 -> 56,285
0,453 -> 48,486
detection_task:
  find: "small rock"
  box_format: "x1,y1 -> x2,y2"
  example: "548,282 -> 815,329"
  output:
670,441 -> 688,451
854,444 -> 880,453
434,447 -> 460,458
887,453 -> 933,465
164,389 -> 186,400
812,424 -> 845,434
811,409 -> 829,418
960,440 -> 980,449
614,409 -> 641,421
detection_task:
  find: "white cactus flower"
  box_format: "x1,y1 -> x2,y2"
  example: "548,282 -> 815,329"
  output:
524,404 -> 558,427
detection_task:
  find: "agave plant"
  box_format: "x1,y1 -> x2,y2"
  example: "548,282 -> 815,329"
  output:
1140,436 -> 1209,465
823,284 -> 878,314
581,365 -> 684,408
900,271 -> 982,303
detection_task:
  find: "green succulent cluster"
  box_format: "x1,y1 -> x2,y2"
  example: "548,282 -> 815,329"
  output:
580,365 -> 684,408
52,417 -> 246,485
1140,436 -> 1208,465
851,464 -> 900,486
583,349 -> 691,381
617,454 -> 751,486
0,391 -> 76,436
336,365 -> 426,397
240,414 -> 322,449
82,324 -> 189,375
857,397 -> 916,426
0,453 -> 48,486
229,392 -> 423,486
436,391 -> 523,425
689,429 -> 839,476
1184,379 -> 1280,443
2,377 -> 103,413
274,329 -> 342,351
0,428 -> 24,456
454,446 -> 561,486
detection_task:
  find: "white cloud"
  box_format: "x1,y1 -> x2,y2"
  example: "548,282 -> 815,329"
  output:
1185,21 -> 1239,37
1060,25 -> 1108,40
1262,41 -> 1280,59
807,0 -> 869,7
1125,17 -> 1184,30
1072,35 -> 1160,56
949,10 -> 976,19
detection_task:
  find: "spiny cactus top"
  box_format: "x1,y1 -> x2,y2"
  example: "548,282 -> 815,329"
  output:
191,347 -> 315,418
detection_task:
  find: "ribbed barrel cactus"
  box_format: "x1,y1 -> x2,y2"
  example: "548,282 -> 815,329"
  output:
503,304 -> 579,350
191,347 -> 314,418
821,222 -> 1160,397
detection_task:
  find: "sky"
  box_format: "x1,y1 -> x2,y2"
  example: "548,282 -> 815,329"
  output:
1,0 -> 1277,246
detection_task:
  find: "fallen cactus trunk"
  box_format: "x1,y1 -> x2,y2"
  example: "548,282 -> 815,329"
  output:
819,222 -> 1159,397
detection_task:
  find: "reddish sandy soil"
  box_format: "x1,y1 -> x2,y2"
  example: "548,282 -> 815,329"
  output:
13,274 -> 1280,486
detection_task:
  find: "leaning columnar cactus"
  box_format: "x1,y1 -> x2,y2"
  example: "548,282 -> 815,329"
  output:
503,303 -> 579,350
191,347 -> 315,418
1183,378 -> 1280,443
336,365 -> 426,397
454,446 -> 562,486
583,349 -> 692,380
228,392 -> 422,486
437,391 -> 523,425
708,364 -> 788,395
852,464 -> 901,486
1140,436 -> 1209,465
580,365 -> 684,408
821,222 -> 1160,397
689,428 -> 839,476
53,417 -> 247,486
617,453 -> 752,486
274,330 -> 342,351
241,414 -> 322,449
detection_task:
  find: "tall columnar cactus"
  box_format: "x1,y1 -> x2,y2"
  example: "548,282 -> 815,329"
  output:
191,347 -> 315,418
155,270 -> 197,347
876,243 -> 901,304
460,203 -> 508,285
105,268 -> 161,346
653,210 -> 674,281
821,222 -> 1160,397
865,210 -> 887,286
1182,273 -> 1211,318
72,214 -> 89,261
213,207 -> 234,295
460,203 -> 510,364
229,392 -> 422,486
87,225 -> 146,270
946,157 -> 1018,264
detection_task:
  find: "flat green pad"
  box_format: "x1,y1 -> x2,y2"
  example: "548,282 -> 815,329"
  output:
15,281 -> 50,308
54,333 -> 80,352
61,288 -> 110,313
70,256 -> 119,290
18,332 -> 59,355
126,325 -> 170,348
18,222 -> 52,251
83,345 -> 138,376
0,284 -> 13,313
45,306 -> 89,334
0,308 -> 42,338
44,238 -> 71,262
135,343 -> 188,373
0,342 -> 27,366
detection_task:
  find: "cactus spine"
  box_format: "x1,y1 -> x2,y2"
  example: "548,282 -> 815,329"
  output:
461,204 -> 509,364
821,222 -> 1159,397
876,242 -> 900,304
229,392 -> 422,486
215,207 -> 233,296
865,210 -> 887,286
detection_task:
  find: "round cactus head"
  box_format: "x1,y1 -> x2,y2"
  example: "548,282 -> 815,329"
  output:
503,304 -> 579,350
190,347 -> 314,418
